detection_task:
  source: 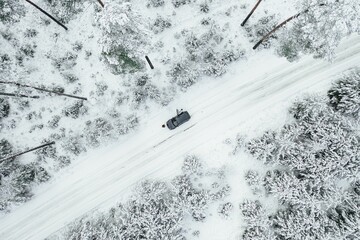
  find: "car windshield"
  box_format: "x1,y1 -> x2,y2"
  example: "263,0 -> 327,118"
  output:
171,118 -> 179,126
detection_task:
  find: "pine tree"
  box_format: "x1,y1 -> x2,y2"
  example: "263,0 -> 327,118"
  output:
97,1 -> 147,74
328,69 -> 360,117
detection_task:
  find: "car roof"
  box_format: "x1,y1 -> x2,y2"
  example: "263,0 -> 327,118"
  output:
176,111 -> 190,122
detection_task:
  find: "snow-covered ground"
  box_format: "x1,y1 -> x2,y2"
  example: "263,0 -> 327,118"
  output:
1,33 -> 359,240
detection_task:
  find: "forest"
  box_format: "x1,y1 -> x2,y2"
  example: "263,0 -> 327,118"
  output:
0,0 -> 359,239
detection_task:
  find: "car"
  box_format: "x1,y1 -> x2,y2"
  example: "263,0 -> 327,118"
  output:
166,110 -> 191,130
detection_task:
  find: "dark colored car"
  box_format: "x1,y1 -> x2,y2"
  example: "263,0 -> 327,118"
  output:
166,111 -> 191,130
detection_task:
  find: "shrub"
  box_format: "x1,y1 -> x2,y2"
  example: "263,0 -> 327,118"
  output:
95,81 -> 108,96
172,175 -> 209,221
115,91 -> 129,105
61,72 -> 79,83
0,162 -> 50,212
62,135 -> 86,156
200,17 -> 211,25
221,49 -> 245,64
242,226 -> 269,240
182,155 -> 202,176
35,140 -> 57,160
63,100 -> 88,119
147,0 -> 165,8
0,138 -> 12,159
169,60 -> 200,90
0,53 -> 12,73
132,88 -> 148,107
245,15 -> 278,49
172,0 -> 191,8
0,1 -> 25,24
72,41 -> 83,52
56,155 -> 71,168
218,202 -> 233,218
239,200 -> 264,221
0,98 -> 10,120
102,48 -> 143,74
210,184 -> 231,201
245,170 -> 260,186
199,2 -> 209,13
45,0 -> 85,23
16,163 -> 50,184
24,29 -> 38,38
276,33 -> 300,62
52,52 -> 78,71
151,15 -> 172,34
19,44 -> 37,58
246,130 -> 280,164
115,114 -> 139,135
85,118 -> 114,147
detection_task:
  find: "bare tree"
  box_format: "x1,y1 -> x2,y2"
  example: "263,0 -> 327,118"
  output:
0,141 -> 55,163
241,0 -> 263,26
25,0 -> 68,30
0,81 -> 87,100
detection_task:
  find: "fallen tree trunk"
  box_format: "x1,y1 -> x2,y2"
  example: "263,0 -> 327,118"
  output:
0,81 -> 87,100
241,0 -> 263,26
97,0 -> 104,8
0,141 -> 55,163
145,56 -> 154,69
25,0 -> 68,31
0,92 -> 40,99
252,3 -> 326,50
252,12 -> 301,50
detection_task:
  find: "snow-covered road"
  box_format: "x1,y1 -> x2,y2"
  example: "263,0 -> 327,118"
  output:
1,35 -> 360,240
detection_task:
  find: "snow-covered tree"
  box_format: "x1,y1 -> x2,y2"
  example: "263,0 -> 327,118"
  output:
328,69 -> 360,117
62,100 -> 88,119
0,0 -> 25,24
245,14 -> 279,49
151,15 -> 172,34
239,70 -> 360,240
97,1 -> 147,74
277,0 -> 360,60
272,206 -> 338,240
327,180 -> 360,239
45,0 -> 85,23
114,180 -> 185,239
64,180 -> 186,239
172,174 -> 209,221
85,117 -> 114,147
240,200 -> 274,240
169,59 -> 200,90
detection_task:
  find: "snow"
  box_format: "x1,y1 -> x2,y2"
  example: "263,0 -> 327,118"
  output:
0,32 -> 359,239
